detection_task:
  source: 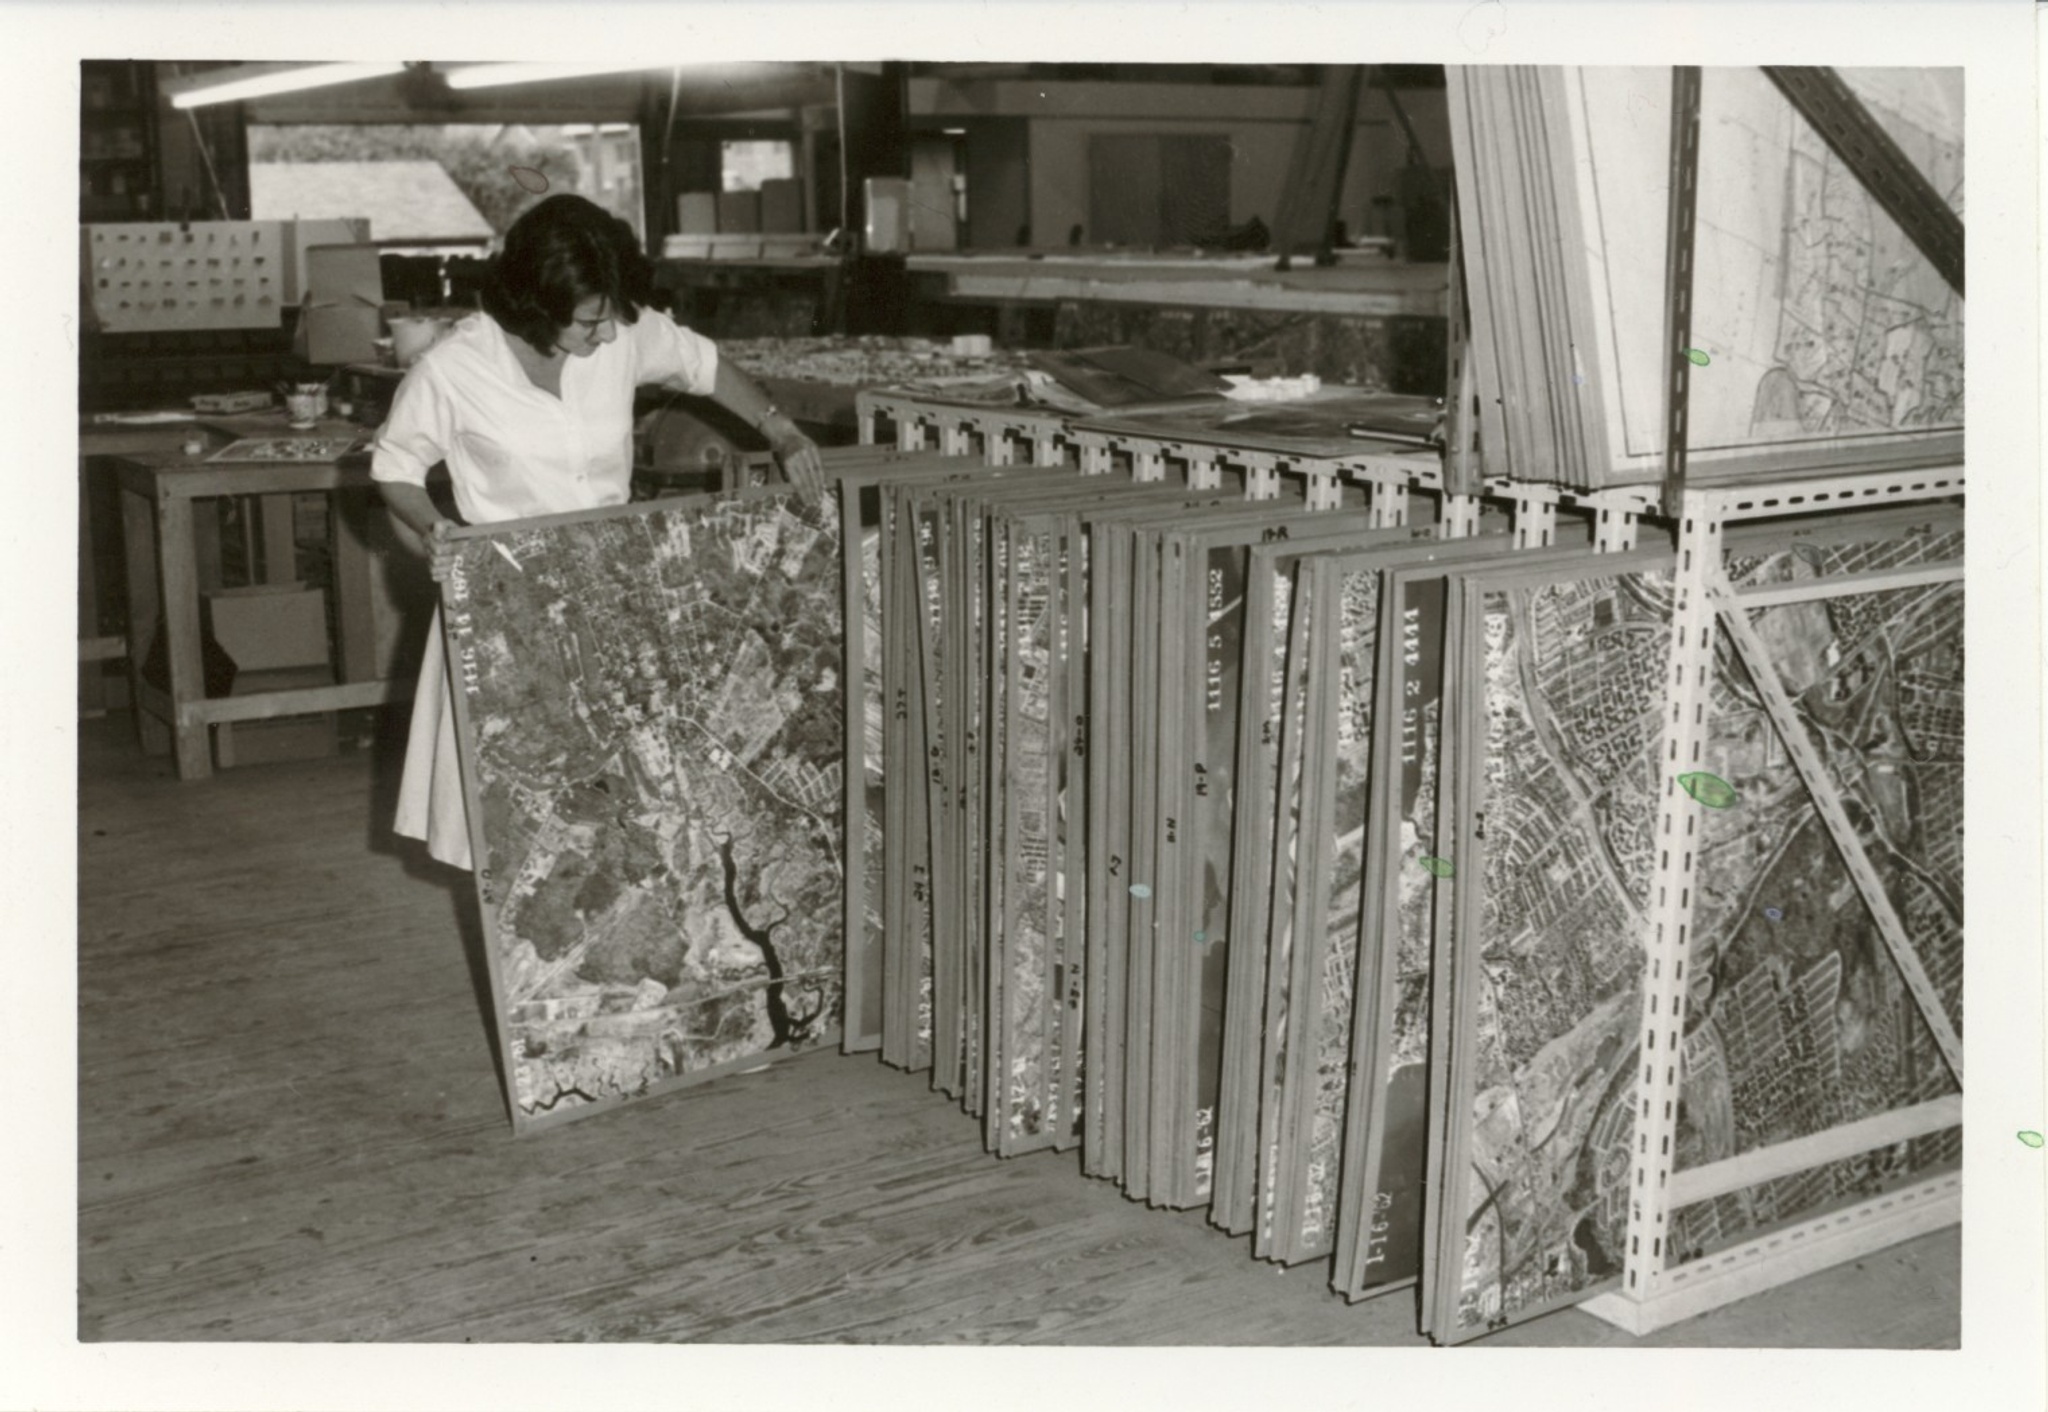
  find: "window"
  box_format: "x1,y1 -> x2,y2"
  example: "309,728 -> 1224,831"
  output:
721,139 -> 794,192
248,123 -> 646,251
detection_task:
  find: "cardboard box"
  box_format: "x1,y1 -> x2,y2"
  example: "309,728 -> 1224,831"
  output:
293,243 -> 385,365
305,242 -> 382,303
205,583 -> 330,673
296,305 -> 382,366
677,192 -> 719,234
283,218 -> 372,304
213,665 -> 337,769
717,190 -> 761,235
215,712 -> 338,768
759,178 -> 804,234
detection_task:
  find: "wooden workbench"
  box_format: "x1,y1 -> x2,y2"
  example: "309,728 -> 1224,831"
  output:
82,410 -> 323,714
110,419 -> 429,780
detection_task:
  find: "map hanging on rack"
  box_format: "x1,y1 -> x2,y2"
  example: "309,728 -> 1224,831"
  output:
1448,66 -> 1963,489
1568,66 -> 1963,468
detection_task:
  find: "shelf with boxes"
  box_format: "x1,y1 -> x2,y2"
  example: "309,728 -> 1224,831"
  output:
79,59 -> 161,222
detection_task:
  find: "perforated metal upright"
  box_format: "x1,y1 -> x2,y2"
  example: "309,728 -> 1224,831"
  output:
1338,448 -> 1443,529
1579,461 -> 1966,1336
1241,452 -> 1284,502
1066,425 -> 1347,505
857,390 -> 1079,467
1498,480 -> 1562,549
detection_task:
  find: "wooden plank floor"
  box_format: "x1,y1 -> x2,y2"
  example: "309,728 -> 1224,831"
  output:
76,710 -> 1959,1347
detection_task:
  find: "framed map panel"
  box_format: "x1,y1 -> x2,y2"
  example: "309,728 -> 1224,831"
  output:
1209,539 -> 1307,1236
443,487 -> 847,1132
1566,66 -> 1962,477
881,492 -> 934,1073
1151,513 -> 1409,1219
1669,523 -> 1963,1261
1249,532 -> 1503,1266
1427,547 -> 1675,1338
1334,534 -> 1587,1300
1449,65 -> 1964,489
1284,535 -> 1521,1296
830,450 -> 993,1058
839,477 -> 887,1053
1084,517 -> 1136,1180
1423,506 -> 1961,1339
1122,518 -> 1165,1199
1253,556 -> 1321,1260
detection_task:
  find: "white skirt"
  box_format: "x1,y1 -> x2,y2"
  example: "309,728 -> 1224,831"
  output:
393,606 -> 474,871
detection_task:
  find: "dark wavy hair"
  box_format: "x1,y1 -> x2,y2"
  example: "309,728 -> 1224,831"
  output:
482,194 -> 655,353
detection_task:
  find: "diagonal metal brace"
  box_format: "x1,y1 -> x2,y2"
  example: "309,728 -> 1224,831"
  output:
1710,571 -> 1963,1084
1764,66 -> 1964,297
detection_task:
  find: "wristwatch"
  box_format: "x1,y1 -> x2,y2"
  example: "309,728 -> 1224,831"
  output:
751,404 -> 789,432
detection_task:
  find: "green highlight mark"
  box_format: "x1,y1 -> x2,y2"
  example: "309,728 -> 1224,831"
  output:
1679,771 -> 1739,809
2021,1131 -> 2045,1149
1420,856 -> 1456,879
1685,347 -> 1711,366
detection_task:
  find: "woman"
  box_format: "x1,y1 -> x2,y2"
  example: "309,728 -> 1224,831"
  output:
371,193 -> 824,870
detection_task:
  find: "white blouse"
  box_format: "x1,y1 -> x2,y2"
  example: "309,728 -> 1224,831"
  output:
368,307 -> 719,524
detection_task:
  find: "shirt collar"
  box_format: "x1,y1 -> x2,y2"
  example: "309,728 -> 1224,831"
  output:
473,311 -> 579,395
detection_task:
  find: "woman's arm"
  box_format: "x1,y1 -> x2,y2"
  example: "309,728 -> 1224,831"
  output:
378,482 -> 460,581
370,365 -> 461,581
632,307 -> 826,500
710,359 -> 826,501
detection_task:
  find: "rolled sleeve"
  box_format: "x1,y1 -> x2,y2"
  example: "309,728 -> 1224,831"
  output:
369,366 -> 453,488
631,308 -> 720,396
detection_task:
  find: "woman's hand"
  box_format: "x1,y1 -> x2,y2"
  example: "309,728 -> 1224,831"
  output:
426,519 -> 462,583
378,484 -> 463,581
764,419 -> 826,502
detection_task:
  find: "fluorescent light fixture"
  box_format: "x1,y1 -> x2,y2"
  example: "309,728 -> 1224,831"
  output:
941,127 -> 967,135
167,62 -> 406,109
443,62 -> 666,90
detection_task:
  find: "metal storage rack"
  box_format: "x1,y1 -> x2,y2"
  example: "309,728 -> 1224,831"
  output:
859,384 -> 1474,524
1492,62 -> 1969,1335
1577,459 -> 1965,1335
853,59 -> 1968,1336
851,367 -> 1966,1341
858,388 -> 1082,470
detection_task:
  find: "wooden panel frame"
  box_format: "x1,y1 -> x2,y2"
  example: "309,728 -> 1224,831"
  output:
440,485 -> 848,1134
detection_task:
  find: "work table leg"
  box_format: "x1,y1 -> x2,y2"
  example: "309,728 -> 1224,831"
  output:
331,489 -> 380,684
120,485 -> 168,758
157,492 -> 212,781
